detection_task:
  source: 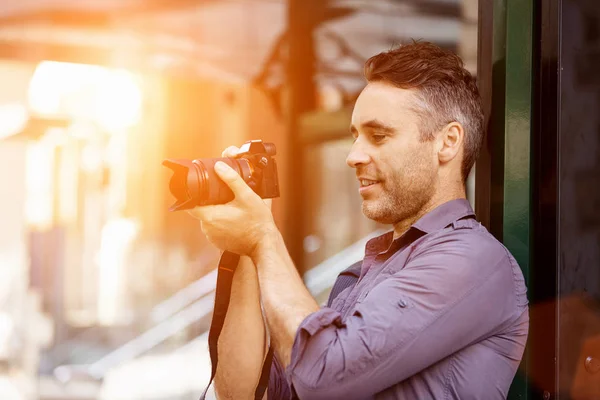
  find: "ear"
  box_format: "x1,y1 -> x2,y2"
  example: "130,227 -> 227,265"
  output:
436,122 -> 464,164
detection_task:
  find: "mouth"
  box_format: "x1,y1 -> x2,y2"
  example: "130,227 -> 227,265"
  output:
358,178 -> 380,195
359,179 -> 379,187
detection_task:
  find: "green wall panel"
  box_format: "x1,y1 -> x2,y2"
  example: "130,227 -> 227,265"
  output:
505,0 -> 533,398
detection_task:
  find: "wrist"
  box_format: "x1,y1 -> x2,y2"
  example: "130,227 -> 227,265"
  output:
250,226 -> 281,263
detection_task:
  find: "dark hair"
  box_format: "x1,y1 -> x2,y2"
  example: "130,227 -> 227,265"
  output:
364,41 -> 484,181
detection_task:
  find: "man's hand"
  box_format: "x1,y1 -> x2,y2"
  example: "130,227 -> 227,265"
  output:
190,146 -> 320,372
187,146 -> 276,257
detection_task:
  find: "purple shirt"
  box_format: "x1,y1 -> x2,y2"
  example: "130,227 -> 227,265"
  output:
268,199 -> 529,399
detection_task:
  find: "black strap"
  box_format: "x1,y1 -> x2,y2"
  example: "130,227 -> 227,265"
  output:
199,251 -> 273,400
255,346 -> 274,399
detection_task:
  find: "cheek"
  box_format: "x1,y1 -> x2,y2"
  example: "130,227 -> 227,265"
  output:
408,142 -> 436,166
384,147 -> 433,182
381,150 -> 411,175
375,139 -> 431,175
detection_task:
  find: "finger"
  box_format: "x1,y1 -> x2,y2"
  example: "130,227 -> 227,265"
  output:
187,204 -> 217,220
214,161 -> 255,199
221,146 -> 240,158
200,220 -> 211,236
199,221 -> 217,246
187,207 -> 205,220
263,198 -> 272,210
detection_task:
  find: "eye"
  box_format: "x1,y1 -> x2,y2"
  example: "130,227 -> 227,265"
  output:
372,134 -> 386,143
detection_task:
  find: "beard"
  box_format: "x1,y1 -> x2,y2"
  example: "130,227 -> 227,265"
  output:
360,159 -> 437,225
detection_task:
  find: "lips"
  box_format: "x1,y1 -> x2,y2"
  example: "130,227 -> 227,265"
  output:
357,177 -> 380,196
358,176 -> 380,187
360,179 -> 378,187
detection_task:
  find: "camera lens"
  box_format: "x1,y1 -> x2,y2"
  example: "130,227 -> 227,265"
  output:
163,157 -> 253,211
168,167 -> 192,202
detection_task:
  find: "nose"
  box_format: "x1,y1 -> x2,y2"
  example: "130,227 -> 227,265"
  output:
346,140 -> 371,168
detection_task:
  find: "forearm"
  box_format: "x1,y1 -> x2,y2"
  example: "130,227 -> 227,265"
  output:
251,231 -> 320,368
214,256 -> 267,400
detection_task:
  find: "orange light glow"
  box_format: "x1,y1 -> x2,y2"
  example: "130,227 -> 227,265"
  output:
28,61 -> 143,132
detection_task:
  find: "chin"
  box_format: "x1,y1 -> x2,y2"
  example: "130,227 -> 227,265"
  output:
361,201 -> 398,225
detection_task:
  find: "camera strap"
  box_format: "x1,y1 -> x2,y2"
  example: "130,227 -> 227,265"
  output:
199,251 -> 274,400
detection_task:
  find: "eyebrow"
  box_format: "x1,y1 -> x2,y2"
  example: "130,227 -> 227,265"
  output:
349,119 -> 396,135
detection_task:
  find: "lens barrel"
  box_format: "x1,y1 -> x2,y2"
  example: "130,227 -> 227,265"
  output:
162,157 -> 253,211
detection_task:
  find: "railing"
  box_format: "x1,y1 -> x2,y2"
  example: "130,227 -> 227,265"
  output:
148,252 -> 219,324
54,230 -> 386,382
43,253 -> 220,373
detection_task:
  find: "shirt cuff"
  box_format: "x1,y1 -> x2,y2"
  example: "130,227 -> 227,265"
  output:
285,307 -> 343,387
268,355 -> 292,400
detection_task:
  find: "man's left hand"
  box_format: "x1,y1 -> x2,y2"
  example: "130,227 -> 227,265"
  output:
188,161 -> 277,257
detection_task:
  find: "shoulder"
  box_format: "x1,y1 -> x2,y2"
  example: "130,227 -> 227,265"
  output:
410,221 -> 511,271
396,223 -> 528,327
406,222 -> 526,304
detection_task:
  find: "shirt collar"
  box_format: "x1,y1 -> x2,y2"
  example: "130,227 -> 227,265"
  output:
364,199 -> 476,256
411,198 -> 476,234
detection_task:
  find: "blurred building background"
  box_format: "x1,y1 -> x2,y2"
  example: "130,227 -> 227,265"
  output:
0,0 -> 478,399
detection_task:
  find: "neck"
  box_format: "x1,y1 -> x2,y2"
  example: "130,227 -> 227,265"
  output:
392,185 -> 467,239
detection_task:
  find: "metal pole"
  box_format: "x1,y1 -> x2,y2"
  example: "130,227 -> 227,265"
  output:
285,0 -> 317,271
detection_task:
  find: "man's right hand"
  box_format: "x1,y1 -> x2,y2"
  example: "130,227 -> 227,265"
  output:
221,145 -> 273,210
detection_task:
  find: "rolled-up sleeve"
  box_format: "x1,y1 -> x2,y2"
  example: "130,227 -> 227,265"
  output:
268,354 -> 292,400
284,232 -> 523,400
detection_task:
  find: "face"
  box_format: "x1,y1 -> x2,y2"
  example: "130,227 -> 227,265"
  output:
347,81 -> 439,225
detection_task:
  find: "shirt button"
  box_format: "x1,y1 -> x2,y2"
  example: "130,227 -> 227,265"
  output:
398,299 -> 408,308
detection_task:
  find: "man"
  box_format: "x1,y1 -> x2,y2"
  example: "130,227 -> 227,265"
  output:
190,42 -> 529,399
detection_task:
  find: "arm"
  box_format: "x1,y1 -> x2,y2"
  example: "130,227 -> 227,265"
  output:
250,230 -> 320,369
189,159 -> 320,371
252,232 -> 522,400
213,256 -> 267,400
191,146 -> 269,399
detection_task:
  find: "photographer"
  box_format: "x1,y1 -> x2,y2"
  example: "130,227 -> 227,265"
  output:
189,42 -> 529,399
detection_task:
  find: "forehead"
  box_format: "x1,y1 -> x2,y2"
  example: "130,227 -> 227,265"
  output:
351,81 -> 419,127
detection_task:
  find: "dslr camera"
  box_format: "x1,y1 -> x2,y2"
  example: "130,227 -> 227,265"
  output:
163,140 -> 280,211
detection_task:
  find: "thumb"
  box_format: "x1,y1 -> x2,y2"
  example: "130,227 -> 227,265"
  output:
214,161 -> 254,198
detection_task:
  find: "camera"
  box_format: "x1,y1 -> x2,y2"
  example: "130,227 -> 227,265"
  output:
162,140 -> 280,211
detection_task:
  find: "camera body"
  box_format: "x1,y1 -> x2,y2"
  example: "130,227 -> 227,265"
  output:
230,140 -> 280,200
163,140 -> 280,211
